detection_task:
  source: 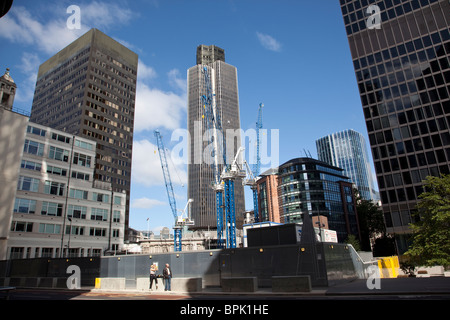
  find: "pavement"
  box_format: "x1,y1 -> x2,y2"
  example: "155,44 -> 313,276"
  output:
89,276 -> 450,298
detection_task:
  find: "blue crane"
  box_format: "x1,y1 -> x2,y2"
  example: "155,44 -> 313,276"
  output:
201,66 -> 242,248
154,129 -> 194,252
253,103 -> 263,222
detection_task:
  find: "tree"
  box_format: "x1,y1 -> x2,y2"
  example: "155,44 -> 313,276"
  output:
354,188 -> 386,251
405,175 -> 450,269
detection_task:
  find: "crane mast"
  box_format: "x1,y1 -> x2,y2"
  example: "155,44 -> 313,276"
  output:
154,130 -> 193,252
202,66 -> 242,248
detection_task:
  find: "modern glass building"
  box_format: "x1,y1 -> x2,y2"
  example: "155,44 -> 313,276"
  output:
187,45 -> 245,230
29,29 -> 138,239
316,129 -> 379,202
277,158 -> 359,242
340,0 -> 450,252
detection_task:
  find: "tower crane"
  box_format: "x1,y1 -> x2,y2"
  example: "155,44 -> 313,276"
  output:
243,103 -> 264,223
201,66 -> 242,248
154,129 -> 194,252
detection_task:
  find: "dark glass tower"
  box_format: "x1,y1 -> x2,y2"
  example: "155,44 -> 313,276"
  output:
187,45 -> 245,231
30,28 -> 138,239
340,0 -> 450,252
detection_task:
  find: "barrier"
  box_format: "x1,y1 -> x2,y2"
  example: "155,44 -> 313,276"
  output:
271,276 -> 311,292
221,277 -> 257,292
377,256 -> 399,278
94,278 -> 126,291
136,277 -> 202,292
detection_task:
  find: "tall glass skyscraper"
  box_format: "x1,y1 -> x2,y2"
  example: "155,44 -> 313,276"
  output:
316,129 -> 379,202
187,45 -> 245,230
340,0 -> 450,252
277,158 -> 359,242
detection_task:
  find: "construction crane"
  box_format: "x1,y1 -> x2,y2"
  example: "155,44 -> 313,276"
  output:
154,129 -> 194,252
201,66 -> 243,248
243,103 -> 264,223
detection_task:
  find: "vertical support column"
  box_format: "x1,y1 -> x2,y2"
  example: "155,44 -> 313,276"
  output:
225,179 -> 236,248
216,190 -> 225,249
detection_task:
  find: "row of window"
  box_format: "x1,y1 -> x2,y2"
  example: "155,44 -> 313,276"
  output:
27,125 -> 94,150
14,198 -> 122,222
10,221 -> 119,237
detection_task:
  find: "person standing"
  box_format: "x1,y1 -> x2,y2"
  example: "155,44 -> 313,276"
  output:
163,263 -> 172,291
149,263 -> 158,291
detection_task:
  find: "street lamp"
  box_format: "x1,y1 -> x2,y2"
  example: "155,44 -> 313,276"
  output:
67,216 -> 73,257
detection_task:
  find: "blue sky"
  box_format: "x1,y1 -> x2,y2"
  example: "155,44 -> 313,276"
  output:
0,0 -> 377,234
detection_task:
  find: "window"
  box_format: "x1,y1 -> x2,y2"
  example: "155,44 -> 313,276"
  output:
114,196 -> 122,205
73,152 -> 91,167
113,210 -> 121,222
47,165 -> 67,176
68,205 -> 87,219
18,176 -> 39,192
66,225 -> 85,236
41,202 -> 63,216
75,139 -> 94,150
112,229 -> 120,237
91,208 -> 108,221
71,171 -> 90,181
27,126 -> 46,137
69,188 -> 88,200
49,146 -> 69,162
14,198 -> 36,214
21,160 -> 42,172
92,192 -> 109,203
51,133 -> 71,144
89,227 -> 106,237
11,221 -> 33,232
39,223 -> 61,234
24,140 -> 44,156
44,181 -> 65,196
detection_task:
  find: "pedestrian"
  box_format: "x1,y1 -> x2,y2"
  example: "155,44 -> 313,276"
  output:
149,263 -> 158,291
163,263 -> 172,291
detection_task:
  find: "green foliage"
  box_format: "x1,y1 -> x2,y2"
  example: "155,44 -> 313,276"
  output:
405,175 -> 450,268
354,188 -> 385,251
345,234 -> 361,251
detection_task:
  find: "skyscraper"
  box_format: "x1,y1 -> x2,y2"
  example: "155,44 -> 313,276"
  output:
340,0 -> 450,252
30,28 -> 138,238
187,45 -> 245,231
316,129 -> 379,202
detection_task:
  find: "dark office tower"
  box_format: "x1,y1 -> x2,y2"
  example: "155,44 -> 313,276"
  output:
30,28 -> 138,238
340,0 -> 450,253
187,45 -> 245,231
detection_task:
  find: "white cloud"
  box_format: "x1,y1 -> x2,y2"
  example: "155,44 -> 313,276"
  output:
0,2 -> 134,55
138,60 -> 158,82
131,197 -> 165,209
134,83 -> 186,132
256,32 -> 282,52
131,139 -> 187,187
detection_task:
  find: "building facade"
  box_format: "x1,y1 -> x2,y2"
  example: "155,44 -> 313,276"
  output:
340,0 -> 450,252
274,158 -> 359,242
316,129 -> 379,202
7,121 -> 126,259
0,68 -> 16,110
0,106 -> 29,260
187,45 -> 245,230
256,168 -> 281,223
29,28 -> 138,238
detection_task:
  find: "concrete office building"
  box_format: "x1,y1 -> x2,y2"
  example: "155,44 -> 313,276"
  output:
29,28 -> 138,239
8,121 -> 126,259
187,45 -> 245,230
340,0 -> 450,252
316,129 -> 379,202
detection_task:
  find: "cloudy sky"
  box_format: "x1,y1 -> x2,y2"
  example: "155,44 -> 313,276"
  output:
0,0 -> 376,233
